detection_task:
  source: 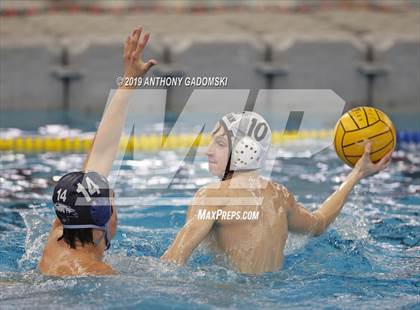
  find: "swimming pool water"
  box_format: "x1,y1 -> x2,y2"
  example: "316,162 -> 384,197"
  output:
0,138 -> 419,309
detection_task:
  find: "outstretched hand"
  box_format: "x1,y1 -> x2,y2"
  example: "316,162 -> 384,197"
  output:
353,141 -> 392,179
123,26 -> 157,81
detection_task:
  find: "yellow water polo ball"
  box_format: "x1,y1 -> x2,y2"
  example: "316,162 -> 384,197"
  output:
333,107 -> 396,167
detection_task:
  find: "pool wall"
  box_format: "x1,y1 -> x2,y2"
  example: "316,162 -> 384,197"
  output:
2,38 -> 418,113
0,3 -> 419,130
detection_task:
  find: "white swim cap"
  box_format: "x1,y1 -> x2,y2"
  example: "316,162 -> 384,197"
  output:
219,111 -> 271,171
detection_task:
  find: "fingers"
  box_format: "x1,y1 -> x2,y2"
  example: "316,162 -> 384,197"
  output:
364,140 -> 372,155
123,36 -> 130,58
138,32 -> 150,50
383,157 -> 392,169
124,26 -> 155,77
359,140 -> 372,162
133,32 -> 150,57
375,157 -> 391,172
133,27 -> 142,44
130,27 -> 142,51
141,33 -> 150,50
380,150 -> 393,164
143,59 -> 158,71
127,27 -> 143,63
374,150 -> 393,170
127,27 -> 153,65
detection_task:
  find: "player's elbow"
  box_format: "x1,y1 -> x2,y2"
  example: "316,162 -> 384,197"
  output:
312,212 -> 327,236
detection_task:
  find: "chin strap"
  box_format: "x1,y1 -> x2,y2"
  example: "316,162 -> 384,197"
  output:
93,224 -> 111,250
104,223 -> 111,250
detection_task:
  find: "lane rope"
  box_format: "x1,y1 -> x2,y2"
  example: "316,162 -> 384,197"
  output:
1,130 -> 418,153
0,130 -> 333,153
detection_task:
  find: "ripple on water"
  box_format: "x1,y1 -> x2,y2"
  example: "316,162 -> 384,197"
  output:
0,142 -> 419,309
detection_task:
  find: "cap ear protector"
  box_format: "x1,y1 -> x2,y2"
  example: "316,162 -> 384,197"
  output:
220,111 -> 271,171
231,136 -> 262,169
90,196 -> 113,227
89,195 -> 113,250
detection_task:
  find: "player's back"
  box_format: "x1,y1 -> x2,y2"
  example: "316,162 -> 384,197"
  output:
39,227 -> 115,276
210,176 -> 290,274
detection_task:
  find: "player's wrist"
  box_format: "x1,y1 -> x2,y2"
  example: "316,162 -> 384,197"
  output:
349,168 -> 364,182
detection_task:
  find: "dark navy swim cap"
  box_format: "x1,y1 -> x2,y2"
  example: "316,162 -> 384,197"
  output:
52,171 -> 113,230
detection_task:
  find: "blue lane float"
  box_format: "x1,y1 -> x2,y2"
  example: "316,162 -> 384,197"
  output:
397,131 -> 420,144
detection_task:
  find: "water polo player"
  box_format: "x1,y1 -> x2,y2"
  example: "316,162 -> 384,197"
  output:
161,111 -> 393,274
39,26 -> 157,276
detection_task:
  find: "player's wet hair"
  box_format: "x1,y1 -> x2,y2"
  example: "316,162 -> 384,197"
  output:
211,122 -> 234,181
58,228 -> 94,249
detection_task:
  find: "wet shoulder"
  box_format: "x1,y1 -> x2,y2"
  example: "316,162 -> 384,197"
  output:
266,180 -> 294,209
41,261 -> 116,277
83,262 -> 117,276
191,182 -> 229,208
195,181 -> 229,196
195,178 -> 287,198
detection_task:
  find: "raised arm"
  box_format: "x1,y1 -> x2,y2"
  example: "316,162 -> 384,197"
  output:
50,27 -> 156,232
82,26 -> 157,176
161,189 -> 217,265
287,142 -> 392,236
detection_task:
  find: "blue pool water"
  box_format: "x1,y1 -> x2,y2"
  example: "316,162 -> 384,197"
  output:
0,132 -> 419,309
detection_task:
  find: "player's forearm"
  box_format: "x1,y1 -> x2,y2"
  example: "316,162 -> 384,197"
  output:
84,86 -> 134,177
161,228 -> 193,265
315,169 -> 362,230
161,218 -> 213,265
